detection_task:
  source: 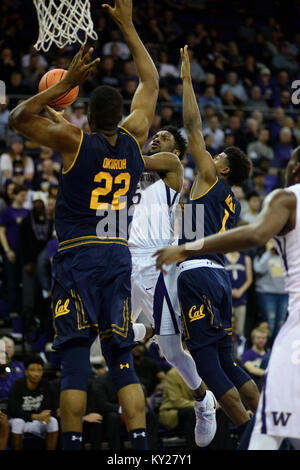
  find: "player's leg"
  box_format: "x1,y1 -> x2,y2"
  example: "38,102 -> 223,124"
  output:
0,413 -> 9,450
218,335 -> 260,413
248,432 -> 283,450
10,418 -> 25,450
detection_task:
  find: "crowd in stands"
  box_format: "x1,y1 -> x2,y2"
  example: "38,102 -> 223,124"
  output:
0,0 -> 299,450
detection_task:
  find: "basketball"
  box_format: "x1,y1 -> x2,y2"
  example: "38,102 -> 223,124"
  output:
38,68 -> 79,110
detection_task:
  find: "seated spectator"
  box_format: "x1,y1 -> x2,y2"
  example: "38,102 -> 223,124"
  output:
273,127 -> 294,168
220,71 -> 248,103
1,336 -> 25,380
255,67 -> 279,107
21,44 -> 48,70
227,115 -> 247,151
241,191 -> 261,224
238,54 -> 260,90
160,105 -> 180,128
6,71 -> 30,110
244,118 -> 259,147
225,251 -> 253,337
276,70 -> 290,93
268,107 -> 286,143
247,128 -> 274,162
158,50 -> 180,79
231,315 -> 247,366
0,185 -> 28,338
246,86 -> 269,112
183,48 -> 206,84
253,239 -> 288,343
232,185 -> 249,219
0,134 -> 34,189
242,328 -> 270,391
203,115 -> 224,152
22,53 -> 46,93
98,56 -> 120,88
272,41 -> 299,73
251,169 -> 268,201
132,343 -> 166,398
102,29 -> 130,60
122,79 -> 138,115
0,47 -> 17,84
34,158 -> 59,192
69,102 -> 88,129
7,355 -> 59,450
158,366 -> 199,449
34,145 -> 61,179
198,86 -> 224,117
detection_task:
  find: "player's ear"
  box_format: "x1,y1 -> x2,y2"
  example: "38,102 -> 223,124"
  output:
173,149 -> 180,158
220,166 -> 230,177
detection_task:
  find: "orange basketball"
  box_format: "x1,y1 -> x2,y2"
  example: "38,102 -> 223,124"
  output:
38,68 -> 79,110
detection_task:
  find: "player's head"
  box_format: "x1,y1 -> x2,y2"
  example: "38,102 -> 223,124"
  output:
88,85 -> 124,132
148,126 -> 187,160
285,145 -> 300,187
213,146 -> 252,186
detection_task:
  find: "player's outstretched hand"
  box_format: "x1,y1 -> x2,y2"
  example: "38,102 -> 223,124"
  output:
102,0 -> 133,28
65,46 -> 100,87
153,245 -> 187,273
180,45 -> 192,81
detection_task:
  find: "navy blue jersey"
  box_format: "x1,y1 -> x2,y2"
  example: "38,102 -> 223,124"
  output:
55,126 -> 144,247
179,177 -> 241,266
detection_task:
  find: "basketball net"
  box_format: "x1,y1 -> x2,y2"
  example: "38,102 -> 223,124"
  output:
33,0 -> 98,52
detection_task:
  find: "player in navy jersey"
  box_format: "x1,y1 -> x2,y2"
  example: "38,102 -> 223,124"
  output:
8,0 -> 162,451
155,46 -> 259,438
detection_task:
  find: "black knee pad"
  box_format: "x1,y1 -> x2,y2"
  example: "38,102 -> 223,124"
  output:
101,346 -> 139,392
60,340 -> 91,391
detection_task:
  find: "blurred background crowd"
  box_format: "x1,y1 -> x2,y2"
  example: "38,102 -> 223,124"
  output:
0,0 -> 299,450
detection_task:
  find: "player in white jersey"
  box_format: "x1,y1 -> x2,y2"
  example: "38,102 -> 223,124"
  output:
155,145 -> 300,450
129,125 -> 217,448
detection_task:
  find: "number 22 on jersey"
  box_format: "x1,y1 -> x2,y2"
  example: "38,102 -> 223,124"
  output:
90,171 -> 131,211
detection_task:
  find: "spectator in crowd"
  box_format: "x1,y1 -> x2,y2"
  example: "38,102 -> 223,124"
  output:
251,169 -> 268,201
274,127 -> 294,168
232,185 -> 249,219
244,118 -> 259,147
158,50 -> 180,79
247,127 -> 274,162
225,251 -> 253,337
6,71 -> 30,110
226,115 -> 247,150
0,185 -> 28,338
255,67 -> 279,107
220,71 -> 248,103
0,134 -> 34,190
242,328 -> 270,391
159,365 -> 199,449
171,82 -> 183,113
132,343 -> 166,399
272,41 -> 299,73
241,191 -> 261,224
34,158 -> 59,192
0,47 -> 17,85
269,107 -> 286,143
231,315 -> 247,367
198,86 -> 223,117
253,239 -> 288,343
102,29 -> 130,60
19,192 -> 54,338
22,53 -> 46,94
7,355 -> 59,450
246,86 -> 269,112
34,145 -> 61,180
68,102 -> 88,129
203,115 -> 224,152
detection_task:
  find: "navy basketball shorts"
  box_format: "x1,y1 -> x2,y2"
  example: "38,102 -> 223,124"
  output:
51,243 -> 136,353
178,266 -> 251,399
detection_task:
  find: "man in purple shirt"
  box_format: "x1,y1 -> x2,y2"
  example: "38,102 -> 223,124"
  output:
242,327 -> 270,391
0,185 -> 28,338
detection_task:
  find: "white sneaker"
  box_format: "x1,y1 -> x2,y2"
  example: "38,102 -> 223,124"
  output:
194,390 -> 217,447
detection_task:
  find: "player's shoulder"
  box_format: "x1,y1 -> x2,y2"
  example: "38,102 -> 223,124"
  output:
263,187 -> 297,209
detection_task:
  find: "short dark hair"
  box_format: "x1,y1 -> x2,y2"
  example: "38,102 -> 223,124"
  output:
12,184 -> 28,195
161,125 -> 188,160
246,190 -> 260,201
24,355 -> 44,369
88,85 -> 123,130
224,146 -> 252,186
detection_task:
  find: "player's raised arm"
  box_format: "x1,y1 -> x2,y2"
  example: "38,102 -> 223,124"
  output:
103,0 -> 159,148
181,45 -> 216,184
8,46 -> 100,170
154,188 -> 296,272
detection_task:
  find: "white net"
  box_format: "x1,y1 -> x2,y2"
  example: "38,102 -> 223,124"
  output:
33,0 -> 98,52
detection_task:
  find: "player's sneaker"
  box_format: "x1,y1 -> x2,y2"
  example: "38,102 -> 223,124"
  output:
194,390 -> 217,447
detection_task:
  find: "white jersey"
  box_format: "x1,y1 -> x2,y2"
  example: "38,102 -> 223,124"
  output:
274,183 -> 300,315
251,183 -> 300,441
128,172 -> 180,250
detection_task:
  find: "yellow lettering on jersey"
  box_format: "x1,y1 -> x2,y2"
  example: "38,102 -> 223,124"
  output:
188,304 -> 205,322
54,299 -> 70,317
225,194 -> 235,213
103,158 -> 127,170
120,363 -> 130,370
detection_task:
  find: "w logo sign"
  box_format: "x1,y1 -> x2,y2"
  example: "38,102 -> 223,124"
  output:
271,412 -> 292,426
